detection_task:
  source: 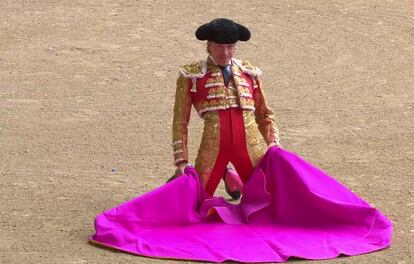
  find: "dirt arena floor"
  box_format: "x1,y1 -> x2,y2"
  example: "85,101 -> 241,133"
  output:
1,0 -> 413,263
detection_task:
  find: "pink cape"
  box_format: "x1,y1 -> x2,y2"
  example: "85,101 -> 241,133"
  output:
89,147 -> 393,263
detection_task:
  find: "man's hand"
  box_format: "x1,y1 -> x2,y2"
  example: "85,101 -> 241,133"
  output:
175,161 -> 188,176
268,142 -> 282,149
166,161 -> 188,183
268,142 -> 276,149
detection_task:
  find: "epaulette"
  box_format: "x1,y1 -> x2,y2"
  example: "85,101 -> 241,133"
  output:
232,58 -> 262,77
178,60 -> 208,93
179,60 -> 207,79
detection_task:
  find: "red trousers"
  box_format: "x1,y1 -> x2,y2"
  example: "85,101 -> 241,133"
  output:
204,108 -> 255,196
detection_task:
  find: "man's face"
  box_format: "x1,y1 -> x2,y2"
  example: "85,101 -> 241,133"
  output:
207,41 -> 237,66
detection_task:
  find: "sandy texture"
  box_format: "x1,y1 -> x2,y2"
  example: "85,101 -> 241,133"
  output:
1,0 -> 413,263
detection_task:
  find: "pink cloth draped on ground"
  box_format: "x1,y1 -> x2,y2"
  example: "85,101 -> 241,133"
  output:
89,147 -> 393,263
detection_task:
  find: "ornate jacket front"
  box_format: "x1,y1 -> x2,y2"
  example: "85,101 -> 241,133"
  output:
172,56 -> 280,165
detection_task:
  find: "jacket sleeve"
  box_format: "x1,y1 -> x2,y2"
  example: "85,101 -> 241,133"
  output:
252,77 -> 281,146
172,75 -> 192,165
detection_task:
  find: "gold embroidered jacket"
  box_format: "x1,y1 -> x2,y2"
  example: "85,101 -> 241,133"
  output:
172,57 -> 280,165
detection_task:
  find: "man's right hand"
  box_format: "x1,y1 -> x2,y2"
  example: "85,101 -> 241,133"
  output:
167,161 -> 188,183
175,161 -> 188,176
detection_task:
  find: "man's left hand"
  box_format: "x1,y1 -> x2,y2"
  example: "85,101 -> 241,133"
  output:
268,142 -> 281,149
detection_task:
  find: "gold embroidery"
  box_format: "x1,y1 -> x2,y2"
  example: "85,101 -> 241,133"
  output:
172,76 -> 192,164
238,87 -> 251,98
243,111 -> 267,167
180,61 -> 203,77
195,111 -> 221,187
240,97 -> 255,107
211,72 -> 221,77
193,91 -> 256,117
207,86 -> 227,99
241,60 -> 260,74
195,98 -> 238,115
253,77 -> 279,145
206,78 -> 223,85
232,59 -> 263,77
173,57 -> 279,168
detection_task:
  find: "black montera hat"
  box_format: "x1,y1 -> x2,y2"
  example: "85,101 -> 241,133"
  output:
195,18 -> 251,44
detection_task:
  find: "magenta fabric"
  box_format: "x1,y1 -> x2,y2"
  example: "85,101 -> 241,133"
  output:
89,147 -> 393,263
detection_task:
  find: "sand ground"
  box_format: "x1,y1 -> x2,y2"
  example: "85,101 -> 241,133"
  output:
1,0 -> 413,263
